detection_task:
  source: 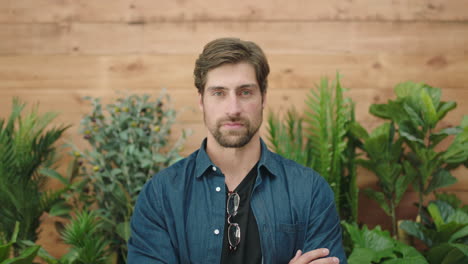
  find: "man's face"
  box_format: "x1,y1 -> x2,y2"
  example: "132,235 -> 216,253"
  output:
199,62 -> 265,148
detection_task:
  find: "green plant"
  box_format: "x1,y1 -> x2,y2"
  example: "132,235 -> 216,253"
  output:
343,222 -> 427,264
0,98 -> 70,251
353,122 -> 414,238
60,210 -> 111,264
369,82 -> 468,219
267,74 -> 359,223
74,92 -> 188,263
0,222 -> 40,264
400,198 -> 468,264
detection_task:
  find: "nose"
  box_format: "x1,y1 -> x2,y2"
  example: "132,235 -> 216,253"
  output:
226,94 -> 241,116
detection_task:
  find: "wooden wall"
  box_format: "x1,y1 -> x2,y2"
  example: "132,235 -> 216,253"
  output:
1,0 -> 467,258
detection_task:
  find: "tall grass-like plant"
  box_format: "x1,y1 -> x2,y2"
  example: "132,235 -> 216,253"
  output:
267,74 -> 359,223
0,98 -> 69,252
74,92 -> 188,263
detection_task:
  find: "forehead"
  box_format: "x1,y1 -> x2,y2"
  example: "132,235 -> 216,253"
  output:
205,62 -> 258,87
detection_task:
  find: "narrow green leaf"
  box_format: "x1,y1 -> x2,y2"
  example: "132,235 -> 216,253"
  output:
48,202 -> 72,217
39,168 -> 68,185
0,242 -> 13,262
450,225 -> 468,242
428,203 -> 444,230
364,189 -> 391,216
1,245 -> 40,264
421,89 -> 438,128
437,101 -> 457,121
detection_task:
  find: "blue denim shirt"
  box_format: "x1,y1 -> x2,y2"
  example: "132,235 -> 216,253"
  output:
128,139 -> 347,264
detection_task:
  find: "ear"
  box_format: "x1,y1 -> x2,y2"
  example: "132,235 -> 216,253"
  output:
198,92 -> 204,111
261,92 -> 267,109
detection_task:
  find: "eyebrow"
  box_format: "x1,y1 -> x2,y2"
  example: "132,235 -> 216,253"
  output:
206,83 -> 258,91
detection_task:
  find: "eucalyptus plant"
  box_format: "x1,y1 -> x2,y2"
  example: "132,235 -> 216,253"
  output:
369,82 -> 468,219
74,92 -> 188,263
0,98 -> 70,252
267,74 -> 359,223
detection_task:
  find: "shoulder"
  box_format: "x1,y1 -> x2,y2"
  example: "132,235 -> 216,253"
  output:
144,149 -> 199,192
266,150 -> 334,198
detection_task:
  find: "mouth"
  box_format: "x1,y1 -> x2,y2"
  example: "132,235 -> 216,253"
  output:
220,119 -> 246,129
222,122 -> 244,129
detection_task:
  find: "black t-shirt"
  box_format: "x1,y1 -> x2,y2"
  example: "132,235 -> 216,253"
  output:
220,164 -> 262,264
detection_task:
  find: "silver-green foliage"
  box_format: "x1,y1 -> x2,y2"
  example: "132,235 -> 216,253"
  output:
74,92 -> 188,261
0,98 -> 69,246
266,75 -> 358,222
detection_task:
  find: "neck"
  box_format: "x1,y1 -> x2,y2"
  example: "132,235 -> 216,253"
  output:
206,135 -> 261,191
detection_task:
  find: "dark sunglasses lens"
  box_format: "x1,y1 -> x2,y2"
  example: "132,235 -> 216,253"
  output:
228,223 -> 241,248
227,193 -> 240,215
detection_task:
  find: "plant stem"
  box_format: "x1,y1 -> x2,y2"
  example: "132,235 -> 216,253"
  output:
418,178 -> 424,221
391,199 -> 398,240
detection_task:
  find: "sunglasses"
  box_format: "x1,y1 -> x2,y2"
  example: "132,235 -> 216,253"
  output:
227,192 -> 241,251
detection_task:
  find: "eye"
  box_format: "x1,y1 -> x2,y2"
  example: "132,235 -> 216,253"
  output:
240,90 -> 252,96
213,90 -> 224,96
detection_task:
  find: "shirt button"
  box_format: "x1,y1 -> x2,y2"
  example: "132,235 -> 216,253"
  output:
215,187 -> 221,192
214,229 -> 220,235
212,166 -> 217,172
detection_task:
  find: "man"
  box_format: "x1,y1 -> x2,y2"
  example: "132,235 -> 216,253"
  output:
128,38 -> 347,264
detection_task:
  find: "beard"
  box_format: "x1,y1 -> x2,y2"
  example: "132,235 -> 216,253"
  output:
206,113 -> 262,148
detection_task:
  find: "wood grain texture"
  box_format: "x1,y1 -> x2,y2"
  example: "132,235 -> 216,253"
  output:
1,22 -> 468,55
1,54 -> 467,90
1,0 -> 468,23
0,0 -> 467,259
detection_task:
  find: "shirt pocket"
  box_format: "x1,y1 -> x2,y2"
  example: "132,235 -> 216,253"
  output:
275,222 -> 306,262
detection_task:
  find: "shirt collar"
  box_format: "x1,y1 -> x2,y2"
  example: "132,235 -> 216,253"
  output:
194,138 -> 279,179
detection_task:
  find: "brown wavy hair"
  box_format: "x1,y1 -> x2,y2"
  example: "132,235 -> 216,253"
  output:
194,37 -> 270,96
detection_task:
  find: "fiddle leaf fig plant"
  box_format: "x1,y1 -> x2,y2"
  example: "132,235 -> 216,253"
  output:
400,200 -> 468,264
355,122 -> 414,239
368,82 -> 468,219
343,222 -> 427,264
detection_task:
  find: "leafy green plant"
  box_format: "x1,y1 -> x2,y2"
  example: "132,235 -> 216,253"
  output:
60,210 -> 111,264
73,92 -> 188,263
343,222 -> 427,264
353,122 -> 414,238
400,199 -> 468,264
369,82 -> 468,218
0,98 -> 70,252
267,74 -> 359,223
0,222 -> 40,264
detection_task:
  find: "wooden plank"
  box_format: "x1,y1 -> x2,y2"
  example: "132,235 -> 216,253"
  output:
1,54 -> 467,90
1,22 -> 467,55
1,0 -> 468,23
1,87 -> 466,126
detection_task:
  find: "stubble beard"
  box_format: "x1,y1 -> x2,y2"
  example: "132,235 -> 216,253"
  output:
206,113 -> 262,148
